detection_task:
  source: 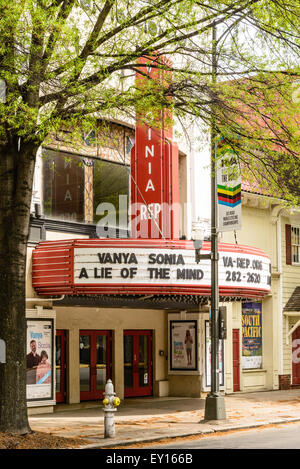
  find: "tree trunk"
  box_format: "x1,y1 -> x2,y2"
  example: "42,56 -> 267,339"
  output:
0,139 -> 37,433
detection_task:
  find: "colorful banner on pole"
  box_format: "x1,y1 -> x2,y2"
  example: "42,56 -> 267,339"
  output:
216,140 -> 242,232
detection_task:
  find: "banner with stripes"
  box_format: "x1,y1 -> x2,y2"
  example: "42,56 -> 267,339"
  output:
216,141 -> 242,232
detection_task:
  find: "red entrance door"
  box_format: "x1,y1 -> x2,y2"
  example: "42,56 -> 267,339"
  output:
124,331 -> 152,397
79,330 -> 112,401
292,326 -> 300,385
233,329 -> 240,392
56,330 -> 67,403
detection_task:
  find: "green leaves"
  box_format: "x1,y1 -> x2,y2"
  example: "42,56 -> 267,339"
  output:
0,0 -> 299,200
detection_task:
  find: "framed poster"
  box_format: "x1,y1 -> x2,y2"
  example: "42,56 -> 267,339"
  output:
205,320 -> 224,387
26,319 -> 54,401
170,320 -> 197,371
242,302 -> 262,369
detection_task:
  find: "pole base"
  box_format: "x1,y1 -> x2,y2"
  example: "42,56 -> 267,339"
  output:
204,394 -> 226,421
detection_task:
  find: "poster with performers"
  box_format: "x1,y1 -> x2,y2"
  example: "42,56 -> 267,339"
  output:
26,319 -> 54,401
169,320 -> 197,371
242,302 -> 262,369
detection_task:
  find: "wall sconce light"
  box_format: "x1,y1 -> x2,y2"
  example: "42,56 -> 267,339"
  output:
192,228 -> 210,264
34,203 -> 41,219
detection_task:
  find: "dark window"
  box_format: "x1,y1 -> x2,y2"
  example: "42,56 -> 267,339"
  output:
42,149 -> 129,227
292,226 -> 300,264
93,159 -> 129,229
43,152 -> 84,222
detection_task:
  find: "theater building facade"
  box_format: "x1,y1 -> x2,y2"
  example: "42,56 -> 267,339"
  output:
25,62 -> 275,413
24,115 -> 275,414
222,187 -> 300,392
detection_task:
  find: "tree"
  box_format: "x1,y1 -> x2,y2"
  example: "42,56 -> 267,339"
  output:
0,0 -> 299,433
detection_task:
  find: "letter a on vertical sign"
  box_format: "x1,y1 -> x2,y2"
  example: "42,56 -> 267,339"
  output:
216,139 -> 242,232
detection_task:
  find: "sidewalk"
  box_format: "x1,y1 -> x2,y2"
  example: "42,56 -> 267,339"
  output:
28,389 -> 300,449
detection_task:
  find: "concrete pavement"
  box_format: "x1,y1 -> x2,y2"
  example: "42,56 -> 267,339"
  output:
28,389 -> 300,448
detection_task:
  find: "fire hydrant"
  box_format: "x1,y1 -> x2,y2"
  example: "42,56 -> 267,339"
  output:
102,379 -> 120,438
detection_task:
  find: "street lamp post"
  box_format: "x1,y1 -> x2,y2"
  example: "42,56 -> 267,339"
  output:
204,141 -> 226,420
193,24 -> 226,421
205,23 -> 226,421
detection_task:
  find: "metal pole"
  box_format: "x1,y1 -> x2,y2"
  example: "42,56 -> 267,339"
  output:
204,23 -> 226,421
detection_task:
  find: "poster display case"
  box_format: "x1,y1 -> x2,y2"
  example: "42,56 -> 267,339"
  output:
169,320 -> 198,372
26,317 -> 54,403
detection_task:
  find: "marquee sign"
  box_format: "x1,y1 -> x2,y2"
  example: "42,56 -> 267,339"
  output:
32,239 -> 271,299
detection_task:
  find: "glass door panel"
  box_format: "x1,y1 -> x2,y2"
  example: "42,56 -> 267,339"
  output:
96,335 -> 107,391
56,330 -> 66,403
56,335 -> 61,394
124,335 -> 134,388
80,331 -> 111,401
139,335 -> 149,388
124,331 -> 152,397
79,335 -> 91,392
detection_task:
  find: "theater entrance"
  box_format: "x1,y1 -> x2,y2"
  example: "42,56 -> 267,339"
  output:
124,330 -> 152,397
79,330 -> 112,401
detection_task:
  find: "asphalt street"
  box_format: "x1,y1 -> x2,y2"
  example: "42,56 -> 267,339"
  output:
139,422 -> 300,449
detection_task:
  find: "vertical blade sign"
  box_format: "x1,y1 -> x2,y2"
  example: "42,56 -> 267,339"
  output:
131,56 -> 179,239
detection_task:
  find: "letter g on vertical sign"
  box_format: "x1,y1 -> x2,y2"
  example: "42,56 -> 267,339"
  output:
0,339 -> 6,363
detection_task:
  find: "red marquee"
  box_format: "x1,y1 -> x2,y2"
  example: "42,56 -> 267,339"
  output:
32,238 -> 271,299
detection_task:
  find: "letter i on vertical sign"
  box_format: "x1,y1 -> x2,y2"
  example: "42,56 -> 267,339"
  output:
145,128 -> 155,193
148,127 -> 152,176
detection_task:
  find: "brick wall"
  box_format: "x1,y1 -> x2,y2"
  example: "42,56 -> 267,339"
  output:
279,374 -> 291,390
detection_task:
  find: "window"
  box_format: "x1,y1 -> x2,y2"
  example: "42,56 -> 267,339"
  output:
93,159 -> 129,229
43,152 -> 84,222
292,226 -> 300,264
42,149 -> 129,227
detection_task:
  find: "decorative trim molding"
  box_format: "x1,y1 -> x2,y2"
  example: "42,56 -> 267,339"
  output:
30,216 -> 129,239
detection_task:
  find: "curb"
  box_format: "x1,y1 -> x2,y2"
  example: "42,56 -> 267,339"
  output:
78,417 -> 300,449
